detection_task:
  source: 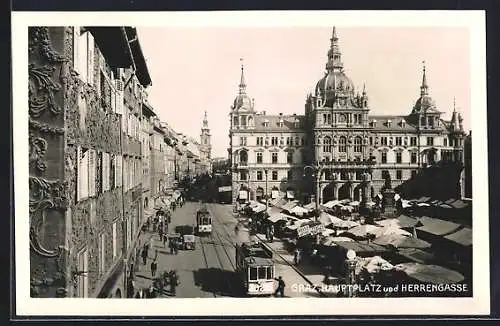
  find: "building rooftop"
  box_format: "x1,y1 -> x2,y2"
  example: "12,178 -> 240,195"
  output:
252,114 -> 306,132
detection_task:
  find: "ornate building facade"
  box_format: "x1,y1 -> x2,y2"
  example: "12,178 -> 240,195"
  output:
229,27 -> 467,206
28,26 -> 151,298
199,111 -> 212,174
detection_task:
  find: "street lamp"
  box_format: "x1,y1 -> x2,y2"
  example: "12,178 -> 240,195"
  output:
264,169 -> 269,215
303,163 -> 322,220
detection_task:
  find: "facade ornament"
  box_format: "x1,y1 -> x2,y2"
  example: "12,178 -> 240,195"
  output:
29,133 -> 48,173
29,177 -> 68,213
29,64 -> 63,118
29,118 -> 65,135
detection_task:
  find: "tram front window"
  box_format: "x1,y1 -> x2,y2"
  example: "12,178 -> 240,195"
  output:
266,266 -> 273,279
258,266 -> 267,280
249,267 -> 258,281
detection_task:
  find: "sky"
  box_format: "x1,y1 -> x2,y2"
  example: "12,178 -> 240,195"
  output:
136,26 -> 470,158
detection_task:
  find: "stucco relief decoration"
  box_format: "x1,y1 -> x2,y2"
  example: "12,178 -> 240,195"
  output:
29,133 -> 48,172
29,64 -> 63,118
29,177 -> 67,257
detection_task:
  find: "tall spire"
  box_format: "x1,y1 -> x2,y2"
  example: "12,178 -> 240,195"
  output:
203,110 -> 208,128
326,26 -> 344,72
453,96 -> 456,113
420,60 -> 429,96
239,58 -> 246,95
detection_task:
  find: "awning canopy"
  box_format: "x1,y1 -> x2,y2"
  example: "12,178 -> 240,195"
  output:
444,227 -> 472,246
304,202 -> 316,210
417,217 -> 462,236
394,263 -> 465,284
388,236 -> 432,250
334,241 -> 388,254
397,248 -> 435,264
323,200 -> 341,209
289,205 -> 309,215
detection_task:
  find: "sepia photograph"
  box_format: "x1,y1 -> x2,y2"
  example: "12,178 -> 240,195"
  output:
13,10 -> 489,316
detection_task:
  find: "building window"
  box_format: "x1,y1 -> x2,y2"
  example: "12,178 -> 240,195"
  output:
369,137 -> 373,146
257,137 -> 264,146
271,137 -> 278,146
240,137 -> 247,146
410,152 -> 417,164
444,138 -> 448,146
233,116 -> 239,126
396,170 -> 402,180
381,137 -> 388,146
77,248 -> 89,298
427,137 -> 434,146
428,116 -> 434,127
382,170 -> 390,181
272,152 -> 278,164
257,171 -> 263,181
287,152 -> 293,164
381,152 -> 387,164
295,137 -> 300,146
256,152 -> 263,164
411,170 -> 417,178
421,116 -> 426,126
239,151 -> 248,164
240,171 -> 247,181
272,171 -> 278,181
395,137 -> 402,146
287,170 -> 293,180
323,137 -> 332,153
410,137 -> 417,146
354,136 -> 363,153
112,222 -> 117,259
99,233 -> 106,274
286,137 -> 291,146
339,136 -> 347,152
396,152 -> 402,163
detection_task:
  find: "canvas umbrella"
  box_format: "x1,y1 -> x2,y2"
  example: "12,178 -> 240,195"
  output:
341,224 -> 384,239
388,236 -> 431,249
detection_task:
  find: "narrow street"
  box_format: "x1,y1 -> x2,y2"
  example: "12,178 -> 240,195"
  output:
133,201 -> 320,298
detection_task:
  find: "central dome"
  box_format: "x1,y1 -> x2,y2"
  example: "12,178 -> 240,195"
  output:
315,70 -> 355,95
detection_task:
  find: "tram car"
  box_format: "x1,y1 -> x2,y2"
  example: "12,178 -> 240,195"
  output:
235,242 -> 275,296
196,207 -> 213,235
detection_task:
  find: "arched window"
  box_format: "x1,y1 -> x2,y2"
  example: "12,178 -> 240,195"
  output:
354,136 -> 363,153
239,151 -> 248,164
323,136 -> 332,153
339,136 -> 347,152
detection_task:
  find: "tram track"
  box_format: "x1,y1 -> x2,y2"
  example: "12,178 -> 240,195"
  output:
198,234 -> 217,298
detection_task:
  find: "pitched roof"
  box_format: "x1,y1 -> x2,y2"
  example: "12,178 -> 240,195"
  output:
368,115 -> 448,132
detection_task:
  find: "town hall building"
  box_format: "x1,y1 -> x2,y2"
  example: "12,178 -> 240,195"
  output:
229,27 -> 467,206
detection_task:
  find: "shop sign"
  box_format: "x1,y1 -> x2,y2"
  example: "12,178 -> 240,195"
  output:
297,222 -> 325,238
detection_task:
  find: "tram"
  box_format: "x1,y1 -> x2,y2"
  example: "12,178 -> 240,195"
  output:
196,207 -> 213,235
235,242 -> 275,296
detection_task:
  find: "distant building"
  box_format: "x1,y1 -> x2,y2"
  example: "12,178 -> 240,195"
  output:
199,111 -> 212,174
229,27 -> 468,206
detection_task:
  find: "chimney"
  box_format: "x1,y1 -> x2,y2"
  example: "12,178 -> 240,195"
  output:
279,112 -> 283,116
262,110 -> 266,115
293,113 -> 297,117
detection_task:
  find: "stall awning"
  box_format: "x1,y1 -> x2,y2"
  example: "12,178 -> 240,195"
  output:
334,241 -> 388,254
282,201 -> 298,211
445,199 -> 470,210
444,227 -> 472,246
394,262 -> 465,284
397,248 -> 435,264
417,217 -> 462,236
323,200 -> 341,209
289,205 -> 309,216
304,202 -> 316,210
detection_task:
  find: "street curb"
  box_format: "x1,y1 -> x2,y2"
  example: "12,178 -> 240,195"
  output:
255,234 -> 326,297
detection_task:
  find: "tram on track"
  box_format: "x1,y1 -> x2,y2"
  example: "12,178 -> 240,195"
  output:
196,206 -> 213,235
235,242 -> 275,296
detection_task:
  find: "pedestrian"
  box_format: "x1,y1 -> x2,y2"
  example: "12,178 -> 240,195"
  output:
151,259 -> 158,278
141,247 -> 148,265
269,225 -> 274,242
169,238 -> 174,254
150,235 -> 155,249
127,279 -> 135,298
163,233 -> 169,248
159,227 -> 164,242
144,242 -> 150,255
274,276 -> 285,297
173,240 -> 179,255
169,270 -> 179,295
154,249 -> 158,260
293,248 -> 301,265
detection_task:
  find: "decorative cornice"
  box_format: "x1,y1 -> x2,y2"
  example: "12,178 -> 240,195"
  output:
29,118 -> 65,135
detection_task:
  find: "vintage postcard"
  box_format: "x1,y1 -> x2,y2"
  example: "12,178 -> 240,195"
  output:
12,10 -> 489,316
